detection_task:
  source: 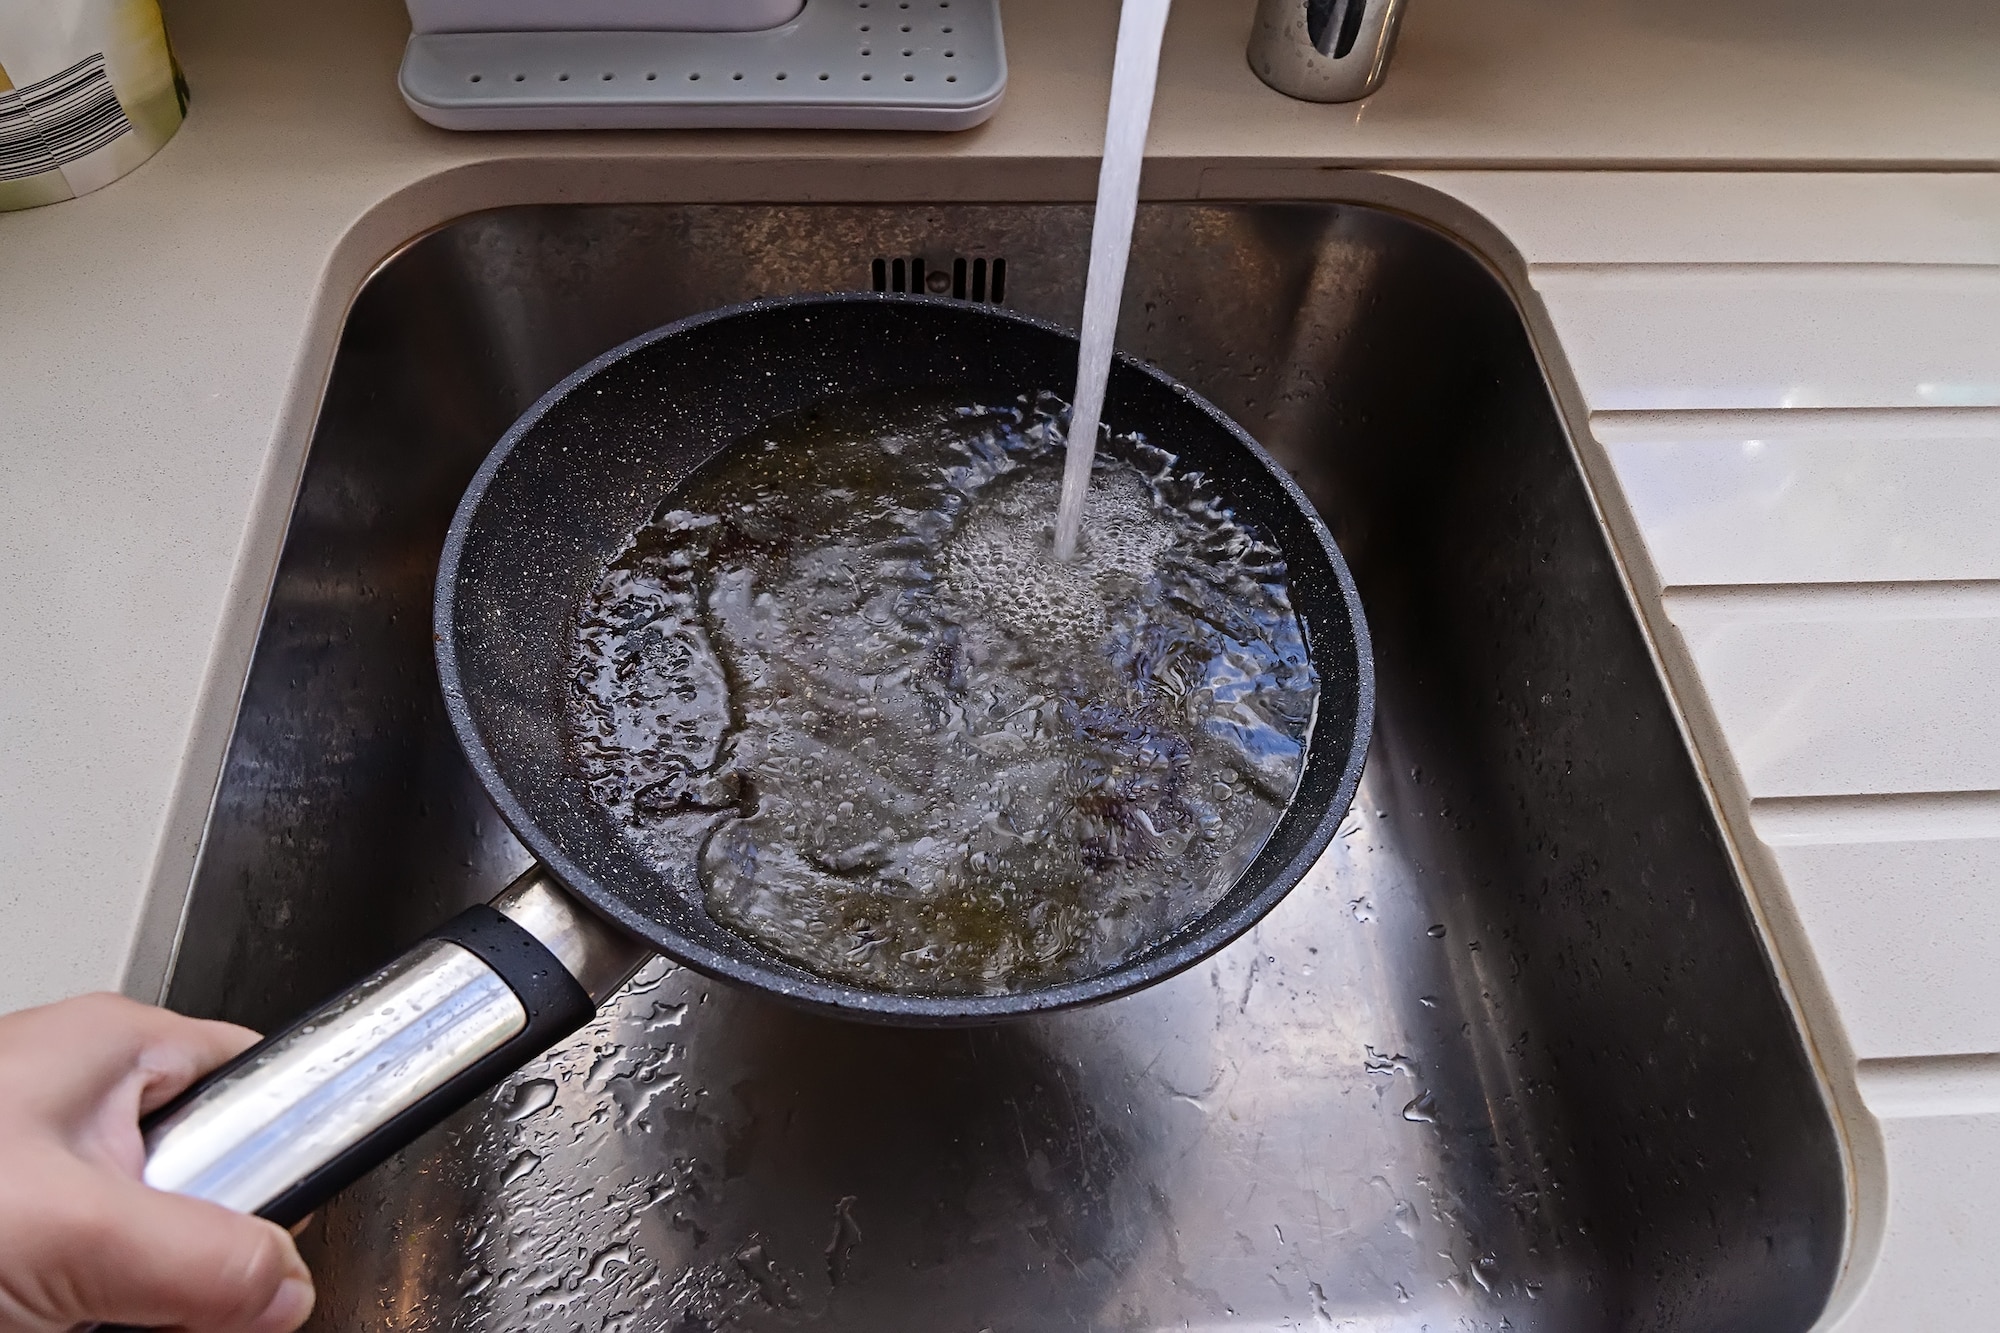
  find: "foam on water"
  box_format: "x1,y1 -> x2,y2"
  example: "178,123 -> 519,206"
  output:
569,391 -> 1317,995
945,471 -> 1173,643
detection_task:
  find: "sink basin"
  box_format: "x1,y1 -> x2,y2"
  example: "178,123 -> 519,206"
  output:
164,201 -> 1846,1331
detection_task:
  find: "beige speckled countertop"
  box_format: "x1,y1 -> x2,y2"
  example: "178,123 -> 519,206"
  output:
4,0 -> 2000,1325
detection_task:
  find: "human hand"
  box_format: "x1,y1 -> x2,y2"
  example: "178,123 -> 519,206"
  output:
0,993 -> 315,1333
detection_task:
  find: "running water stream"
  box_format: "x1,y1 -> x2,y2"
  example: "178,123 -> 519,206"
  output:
1051,0 -> 1174,563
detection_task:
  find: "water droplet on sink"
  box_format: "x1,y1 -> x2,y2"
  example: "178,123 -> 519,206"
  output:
1402,1091 -> 1438,1123
582,1243 -> 632,1284
505,1078 -> 559,1121
1364,1044 -> 1418,1078
501,1150 -> 541,1186
734,1240 -> 801,1308
825,1195 -> 862,1286
645,1000 -> 689,1030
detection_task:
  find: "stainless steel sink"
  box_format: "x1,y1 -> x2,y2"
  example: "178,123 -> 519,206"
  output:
163,202 -> 1846,1331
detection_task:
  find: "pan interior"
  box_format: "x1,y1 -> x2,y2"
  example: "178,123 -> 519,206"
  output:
439,297 -> 1369,1021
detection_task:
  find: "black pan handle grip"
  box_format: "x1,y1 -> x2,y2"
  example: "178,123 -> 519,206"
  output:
137,869 -> 648,1227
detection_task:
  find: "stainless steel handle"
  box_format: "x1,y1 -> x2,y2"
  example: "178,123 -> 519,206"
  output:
141,869 -> 649,1222
1247,0 -> 1407,103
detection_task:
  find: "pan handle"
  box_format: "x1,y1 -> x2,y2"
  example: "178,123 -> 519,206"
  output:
137,869 -> 650,1227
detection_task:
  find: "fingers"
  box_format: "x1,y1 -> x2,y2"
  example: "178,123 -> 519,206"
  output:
128,1004 -> 263,1116
0,996 -> 310,1333
28,1167 -> 313,1333
0,994 -> 262,1179
0,993 -> 259,1119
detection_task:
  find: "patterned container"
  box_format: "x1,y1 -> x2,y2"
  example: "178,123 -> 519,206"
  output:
0,0 -> 186,211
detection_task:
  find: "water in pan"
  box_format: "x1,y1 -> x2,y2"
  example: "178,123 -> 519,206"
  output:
568,390 -> 1319,994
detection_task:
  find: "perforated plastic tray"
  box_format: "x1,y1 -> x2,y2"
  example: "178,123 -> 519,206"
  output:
399,0 -> 1005,131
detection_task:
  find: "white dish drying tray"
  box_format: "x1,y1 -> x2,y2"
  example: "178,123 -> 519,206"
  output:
399,0 -> 1006,131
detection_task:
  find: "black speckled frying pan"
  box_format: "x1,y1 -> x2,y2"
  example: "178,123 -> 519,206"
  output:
133,294 -> 1374,1231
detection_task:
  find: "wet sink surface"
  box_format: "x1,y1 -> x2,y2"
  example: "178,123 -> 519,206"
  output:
165,203 -> 1845,1331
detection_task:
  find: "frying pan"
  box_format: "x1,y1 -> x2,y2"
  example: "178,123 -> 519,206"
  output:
135,294 -> 1374,1228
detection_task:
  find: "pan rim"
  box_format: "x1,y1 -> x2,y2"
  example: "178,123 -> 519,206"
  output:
435,290 -> 1375,1024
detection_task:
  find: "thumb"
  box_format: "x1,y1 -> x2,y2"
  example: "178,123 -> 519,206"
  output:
32,1167 -> 313,1333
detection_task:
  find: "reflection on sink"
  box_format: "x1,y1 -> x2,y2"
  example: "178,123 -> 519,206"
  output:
165,203 -> 1845,1330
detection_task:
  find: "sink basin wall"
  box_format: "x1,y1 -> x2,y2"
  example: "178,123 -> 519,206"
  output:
164,203 -> 1846,1332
